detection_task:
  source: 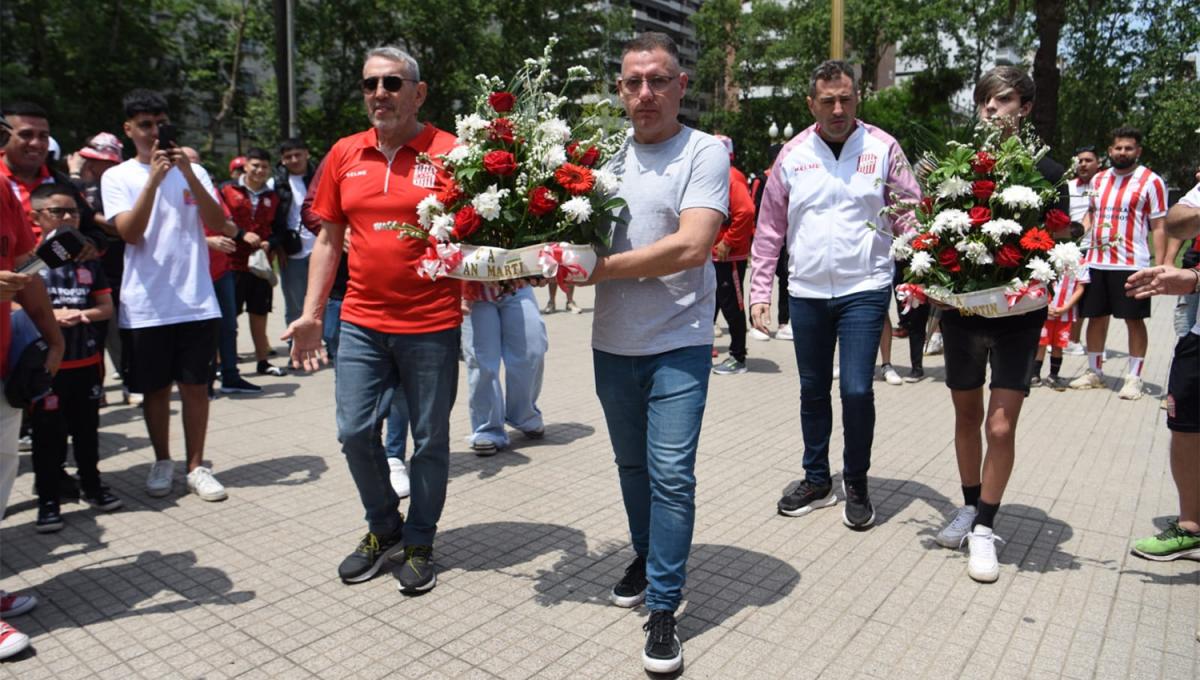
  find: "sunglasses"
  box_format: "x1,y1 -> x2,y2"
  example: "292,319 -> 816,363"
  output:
361,75 -> 417,93
617,75 -> 678,95
37,207 -> 80,218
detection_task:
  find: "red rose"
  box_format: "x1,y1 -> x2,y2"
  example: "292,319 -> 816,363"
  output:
972,151 -> 996,174
1044,208 -> 1070,234
578,146 -> 600,167
920,197 -> 935,215
489,118 -> 514,144
968,205 -> 991,227
912,233 -> 940,251
451,205 -> 482,240
937,247 -> 961,273
554,163 -> 595,195
566,141 -> 579,157
437,180 -> 463,206
972,180 -> 995,201
997,243 -> 1023,268
1020,227 -> 1055,252
482,150 -> 517,176
527,186 -> 559,217
488,91 -> 515,113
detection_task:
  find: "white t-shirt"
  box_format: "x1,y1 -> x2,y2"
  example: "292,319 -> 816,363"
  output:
101,160 -> 221,329
287,173 -> 316,259
1067,178 -> 1091,223
1179,183 -> 1200,337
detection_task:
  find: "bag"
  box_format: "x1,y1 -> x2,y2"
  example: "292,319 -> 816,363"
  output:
281,227 -> 303,256
5,310 -> 53,408
248,249 -> 278,287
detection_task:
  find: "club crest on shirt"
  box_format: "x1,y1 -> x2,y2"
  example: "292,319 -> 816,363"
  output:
183,189 -> 197,205
75,267 -> 93,285
856,153 -> 878,175
413,161 -> 437,189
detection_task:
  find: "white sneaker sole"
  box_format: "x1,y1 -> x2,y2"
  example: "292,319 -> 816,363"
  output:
643,639 -> 682,674
935,531 -> 969,549
841,481 -> 875,529
778,491 -> 838,517
399,571 -> 437,594
189,486 -> 228,502
609,589 -> 646,608
342,544 -> 404,584
1131,547 -> 1200,562
145,484 -> 172,498
968,563 -> 999,583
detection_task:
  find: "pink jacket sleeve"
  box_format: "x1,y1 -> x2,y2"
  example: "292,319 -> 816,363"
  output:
749,154 -> 791,306
883,138 -> 921,235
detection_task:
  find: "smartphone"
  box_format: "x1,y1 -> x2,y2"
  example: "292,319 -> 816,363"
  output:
157,123 -> 179,150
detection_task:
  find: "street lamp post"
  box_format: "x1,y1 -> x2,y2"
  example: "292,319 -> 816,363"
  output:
831,0 -> 845,60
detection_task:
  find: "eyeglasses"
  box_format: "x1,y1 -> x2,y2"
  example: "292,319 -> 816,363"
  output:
361,75 -> 417,93
36,207 -> 79,218
617,75 -> 678,95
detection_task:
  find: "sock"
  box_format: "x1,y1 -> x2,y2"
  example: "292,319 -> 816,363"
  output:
1128,357 -> 1144,377
1087,352 -> 1103,374
1032,359 -> 1044,376
974,501 -> 1000,529
1049,356 -> 1063,377
962,484 -> 981,509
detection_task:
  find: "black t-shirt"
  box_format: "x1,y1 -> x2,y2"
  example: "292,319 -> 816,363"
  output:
72,178 -> 125,283
39,260 -> 110,364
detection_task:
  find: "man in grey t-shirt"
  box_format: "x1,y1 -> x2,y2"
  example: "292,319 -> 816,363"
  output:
584,32 -> 728,675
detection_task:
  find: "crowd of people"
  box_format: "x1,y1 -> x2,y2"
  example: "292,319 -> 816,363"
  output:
1,31 -> 1197,672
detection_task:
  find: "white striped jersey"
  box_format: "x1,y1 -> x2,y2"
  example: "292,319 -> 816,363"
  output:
1084,166 -> 1167,270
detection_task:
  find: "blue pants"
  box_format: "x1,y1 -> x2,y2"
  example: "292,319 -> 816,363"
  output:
334,321 -> 459,544
788,288 -> 889,486
386,394 -> 409,460
594,345 -> 710,612
461,287 -> 547,448
212,271 -> 241,381
281,255 -> 310,329
323,298 -> 342,361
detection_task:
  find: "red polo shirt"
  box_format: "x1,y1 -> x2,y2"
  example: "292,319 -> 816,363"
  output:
311,124 -> 461,334
0,153 -> 53,241
2,184 -> 37,378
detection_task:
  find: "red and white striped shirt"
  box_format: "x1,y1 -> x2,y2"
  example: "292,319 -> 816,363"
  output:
1050,264 -> 1090,324
1084,166 -> 1167,270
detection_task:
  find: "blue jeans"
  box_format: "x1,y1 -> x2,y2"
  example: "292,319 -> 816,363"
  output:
594,345 -> 710,612
462,287 -> 547,448
212,271 -> 241,381
281,255 -> 310,329
386,394 -> 409,460
788,288 -> 890,486
334,321 -> 459,543
323,298 -> 343,361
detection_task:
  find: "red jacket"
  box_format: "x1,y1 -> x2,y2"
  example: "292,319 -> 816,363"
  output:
713,166 -> 755,261
219,181 -> 279,272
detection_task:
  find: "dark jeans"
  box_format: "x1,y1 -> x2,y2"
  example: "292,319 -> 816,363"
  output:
32,365 -> 102,501
334,321 -> 459,544
212,271 -> 241,381
713,260 -> 748,362
323,297 -> 343,361
788,288 -> 890,486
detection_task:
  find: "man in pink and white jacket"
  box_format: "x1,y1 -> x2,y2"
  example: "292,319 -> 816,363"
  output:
749,59 -> 920,530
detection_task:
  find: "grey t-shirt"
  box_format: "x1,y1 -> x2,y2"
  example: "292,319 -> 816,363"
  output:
592,126 -> 730,356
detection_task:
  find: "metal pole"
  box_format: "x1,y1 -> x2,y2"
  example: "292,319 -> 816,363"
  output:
273,0 -> 290,140
286,0 -> 297,137
831,0 -> 845,60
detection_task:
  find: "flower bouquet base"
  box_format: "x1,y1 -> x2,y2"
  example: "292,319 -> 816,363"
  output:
927,281 -> 1049,318
447,242 -> 596,283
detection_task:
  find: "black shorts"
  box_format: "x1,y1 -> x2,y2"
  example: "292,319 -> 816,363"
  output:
1167,333 -> 1200,433
941,307 -> 1047,394
1079,268 -> 1151,319
121,319 -> 219,393
236,270 -> 273,315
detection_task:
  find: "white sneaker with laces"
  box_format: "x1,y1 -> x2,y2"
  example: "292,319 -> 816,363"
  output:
775,325 -> 794,341
1118,375 -> 1144,400
924,332 -> 944,355
882,365 -> 902,385
0,621 -> 30,660
1069,370 -> 1104,390
935,505 -> 978,548
1063,341 -> 1085,356
965,525 -> 1003,583
749,327 -> 771,341
145,460 -> 175,497
388,458 -> 411,498
186,467 -> 228,502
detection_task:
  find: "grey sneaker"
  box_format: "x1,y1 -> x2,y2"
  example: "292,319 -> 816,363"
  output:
396,545 -> 437,594
712,356 -> 747,375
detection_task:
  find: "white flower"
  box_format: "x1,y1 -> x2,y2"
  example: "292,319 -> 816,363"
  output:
909,250 -> 934,276
472,184 -> 510,221
935,176 -> 972,200
1026,256 -> 1057,282
455,114 -> 490,143
537,118 -> 572,144
1048,242 -> 1083,274
415,195 -> 443,229
593,168 -> 619,195
561,196 -> 592,224
429,213 -> 455,241
957,240 -> 994,265
997,185 -> 1042,210
890,232 -> 916,260
980,218 -> 1023,243
444,144 -> 472,166
930,209 -> 971,236
567,65 -> 591,79
542,144 -> 567,169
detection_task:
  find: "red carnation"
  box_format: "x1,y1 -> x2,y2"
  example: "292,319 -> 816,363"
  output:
488,91 -> 515,113
972,151 -> 996,174
938,247 -> 962,273
972,180 -> 995,201
920,197 -> 935,215
1020,227 -> 1055,252
482,150 -> 517,176
912,233 -> 940,251
1044,208 -> 1070,234
969,205 -> 991,227
452,205 -> 482,240
997,243 -> 1023,268
489,118 -> 515,144
437,180 -> 463,206
555,163 -> 595,195
578,146 -> 600,167
527,186 -> 559,217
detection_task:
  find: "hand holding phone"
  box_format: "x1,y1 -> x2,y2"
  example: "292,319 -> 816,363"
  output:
157,123 -> 179,150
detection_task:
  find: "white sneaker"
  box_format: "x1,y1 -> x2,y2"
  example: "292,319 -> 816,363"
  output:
1118,375 -> 1144,400
935,505 -> 978,548
882,365 -> 902,385
1069,370 -> 1104,390
713,324 -> 724,338
1063,341 -> 1085,356
924,332 -> 943,355
775,325 -> 794,341
966,525 -> 1003,583
145,460 -> 175,497
388,458 -> 411,498
749,327 -> 771,342
0,621 -> 30,660
186,467 -> 228,502
127,390 -> 144,406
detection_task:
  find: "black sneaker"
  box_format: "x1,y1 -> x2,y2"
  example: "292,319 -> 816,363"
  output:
1047,375 -> 1068,392
396,544 -> 437,594
777,479 -> 836,517
1030,375 -> 1042,387
36,500 -> 63,533
642,610 -> 683,674
903,368 -> 926,383
610,554 -> 647,608
257,361 -> 287,377
82,486 -> 123,512
842,479 -> 875,530
220,376 -> 263,394
338,525 -> 404,584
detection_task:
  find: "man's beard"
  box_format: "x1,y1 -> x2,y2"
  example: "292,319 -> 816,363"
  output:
1110,156 -> 1136,170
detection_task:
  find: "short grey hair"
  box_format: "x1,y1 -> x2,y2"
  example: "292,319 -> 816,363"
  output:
365,46 -> 420,81
808,60 -> 857,97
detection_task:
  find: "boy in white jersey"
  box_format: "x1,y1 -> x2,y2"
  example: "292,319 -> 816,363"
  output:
1032,264 -> 1088,390
1070,126 -> 1169,399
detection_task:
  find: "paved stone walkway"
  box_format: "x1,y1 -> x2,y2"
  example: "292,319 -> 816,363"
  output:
2,286 -> 1197,679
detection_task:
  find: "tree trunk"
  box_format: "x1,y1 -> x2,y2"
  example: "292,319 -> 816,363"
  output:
1032,0 -> 1068,146
204,0 -> 250,157
723,22 -> 740,113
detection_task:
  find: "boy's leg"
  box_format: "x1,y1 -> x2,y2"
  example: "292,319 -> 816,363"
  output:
30,392 -> 67,502
63,367 -> 103,491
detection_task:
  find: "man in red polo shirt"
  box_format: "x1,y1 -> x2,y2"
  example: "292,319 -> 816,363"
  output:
284,46 -> 460,594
